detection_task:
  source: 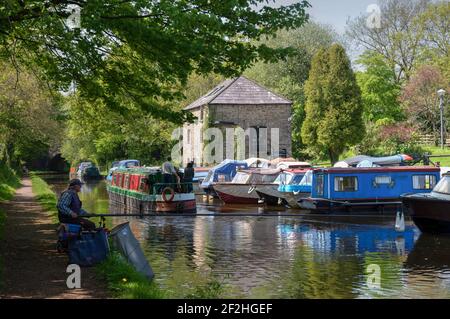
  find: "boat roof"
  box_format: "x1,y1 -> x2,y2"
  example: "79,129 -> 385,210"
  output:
283,168 -> 311,174
114,167 -> 161,175
314,166 -> 440,174
239,168 -> 281,175
334,154 -> 413,167
276,161 -> 311,169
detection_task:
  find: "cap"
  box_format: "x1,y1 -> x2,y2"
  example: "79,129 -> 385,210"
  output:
69,179 -> 84,187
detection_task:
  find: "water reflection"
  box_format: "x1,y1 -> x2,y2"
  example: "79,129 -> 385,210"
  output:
41,175 -> 450,298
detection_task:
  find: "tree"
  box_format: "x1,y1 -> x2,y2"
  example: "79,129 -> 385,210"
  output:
301,44 -> 364,164
401,65 -> 448,144
0,62 -> 64,167
61,94 -> 176,168
416,1 -> 450,80
0,0 -> 311,124
244,22 -> 338,159
347,0 -> 430,82
356,51 -> 403,122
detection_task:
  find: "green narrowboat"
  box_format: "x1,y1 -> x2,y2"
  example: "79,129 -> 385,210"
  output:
107,167 -> 196,214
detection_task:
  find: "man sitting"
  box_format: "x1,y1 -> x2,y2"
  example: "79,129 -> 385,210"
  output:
57,179 -> 96,231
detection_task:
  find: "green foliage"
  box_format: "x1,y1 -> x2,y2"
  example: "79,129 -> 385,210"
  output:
244,22 -> 338,159
0,163 -> 20,201
61,94 -> 176,167
0,0 -> 311,123
356,51 -> 404,122
96,251 -> 166,299
301,44 -> 364,163
0,62 -> 64,168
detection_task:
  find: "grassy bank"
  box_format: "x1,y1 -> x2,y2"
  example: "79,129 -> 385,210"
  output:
30,173 -> 59,224
0,163 -> 21,289
96,252 -> 167,299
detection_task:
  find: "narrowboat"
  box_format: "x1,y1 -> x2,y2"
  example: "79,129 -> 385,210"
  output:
76,161 -> 102,180
200,160 -> 248,196
298,166 -> 440,212
107,167 -> 196,214
402,173 -> 450,233
212,168 -> 281,204
106,159 -> 140,182
255,168 -> 311,206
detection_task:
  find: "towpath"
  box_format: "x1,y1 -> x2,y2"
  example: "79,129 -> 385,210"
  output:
0,178 -> 108,299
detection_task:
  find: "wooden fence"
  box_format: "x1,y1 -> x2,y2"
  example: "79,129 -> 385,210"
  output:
417,133 -> 450,147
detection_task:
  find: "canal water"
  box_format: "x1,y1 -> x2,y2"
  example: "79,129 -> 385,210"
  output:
44,175 -> 450,299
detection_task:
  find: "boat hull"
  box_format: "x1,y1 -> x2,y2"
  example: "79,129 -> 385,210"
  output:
107,186 -> 196,214
280,192 -> 310,208
298,197 -> 402,213
255,184 -> 282,205
213,183 -> 260,204
402,194 -> 450,234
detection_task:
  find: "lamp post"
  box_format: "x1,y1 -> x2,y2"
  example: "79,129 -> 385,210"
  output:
438,89 -> 446,149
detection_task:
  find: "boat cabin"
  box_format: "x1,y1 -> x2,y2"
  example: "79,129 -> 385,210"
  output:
278,169 -> 312,193
301,166 -> 441,211
231,168 -> 281,184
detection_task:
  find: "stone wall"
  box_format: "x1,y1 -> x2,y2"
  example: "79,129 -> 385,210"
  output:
182,103 -> 292,166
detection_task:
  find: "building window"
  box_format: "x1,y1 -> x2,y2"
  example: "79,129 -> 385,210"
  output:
187,129 -> 191,143
413,175 -> 436,190
334,176 -> 358,192
315,174 -> 324,196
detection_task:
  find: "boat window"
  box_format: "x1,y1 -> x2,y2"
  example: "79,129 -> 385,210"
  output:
217,174 -> 228,182
413,175 -> 437,190
124,174 -> 130,189
204,170 -> 213,183
434,176 -> 450,194
334,176 -> 358,192
298,171 -> 313,186
274,173 -> 293,185
232,172 -> 250,183
315,174 -> 324,196
375,176 -> 392,184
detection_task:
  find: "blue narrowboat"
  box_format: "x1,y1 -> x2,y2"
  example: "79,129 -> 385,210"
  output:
298,166 -> 441,212
200,159 -> 248,196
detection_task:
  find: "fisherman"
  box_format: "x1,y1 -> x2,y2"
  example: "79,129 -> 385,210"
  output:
162,156 -> 180,185
57,179 -> 96,231
183,161 -> 195,192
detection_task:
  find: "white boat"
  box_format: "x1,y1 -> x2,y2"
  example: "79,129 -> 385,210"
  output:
213,168 -> 281,204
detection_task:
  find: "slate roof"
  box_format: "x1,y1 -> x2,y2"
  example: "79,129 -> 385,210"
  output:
184,76 -> 291,110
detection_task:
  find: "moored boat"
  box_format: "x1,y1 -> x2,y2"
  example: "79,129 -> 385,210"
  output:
213,168 -> 281,204
298,166 -> 441,213
402,173 -> 450,234
255,168 -> 311,206
107,167 -> 196,214
200,160 -> 248,196
278,169 -> 313,208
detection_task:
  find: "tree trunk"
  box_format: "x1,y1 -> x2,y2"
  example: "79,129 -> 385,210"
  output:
328,149 -> 339,166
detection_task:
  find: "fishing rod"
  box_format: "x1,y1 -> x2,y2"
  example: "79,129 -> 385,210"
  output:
83,212 -> 401,218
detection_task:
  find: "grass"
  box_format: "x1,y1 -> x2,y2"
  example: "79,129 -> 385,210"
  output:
423,146 -> 450,167
96,252 -> 167,299
0,163 -> 21,290
96,251 -> 226,299
29,173 -> 59,224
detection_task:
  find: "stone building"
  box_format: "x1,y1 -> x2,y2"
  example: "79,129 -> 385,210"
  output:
182,76 -> 292,166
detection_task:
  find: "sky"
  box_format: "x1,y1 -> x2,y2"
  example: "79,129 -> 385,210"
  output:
277,0 -> 379,34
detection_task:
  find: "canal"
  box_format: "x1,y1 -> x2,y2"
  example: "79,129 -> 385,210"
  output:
44,175 -> 450,298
